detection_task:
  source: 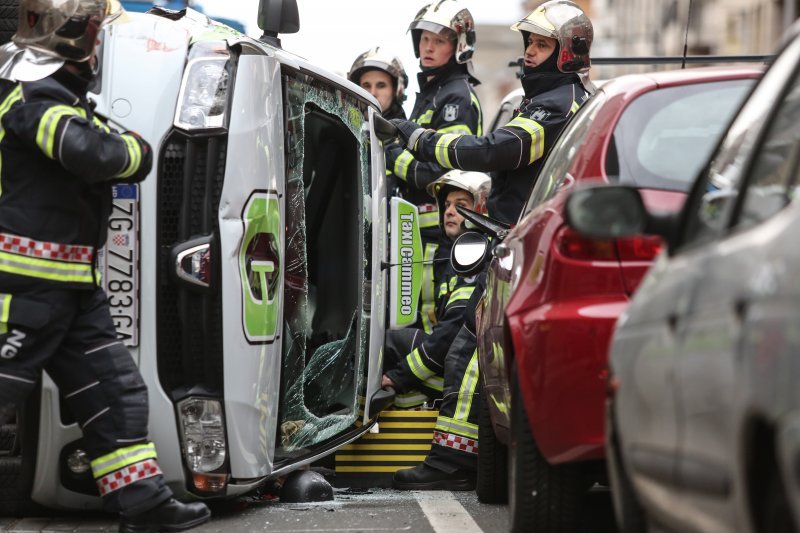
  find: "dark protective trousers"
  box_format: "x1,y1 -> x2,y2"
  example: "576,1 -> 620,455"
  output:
425,273 -> 486,474
0,284 -> 171,514
384,328 -> 443,408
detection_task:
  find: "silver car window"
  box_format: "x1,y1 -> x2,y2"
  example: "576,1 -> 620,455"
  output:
734,78 -> 800,231
681,36 -> 800,248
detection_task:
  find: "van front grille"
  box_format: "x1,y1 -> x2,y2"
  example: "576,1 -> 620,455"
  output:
156,131 -> 226,394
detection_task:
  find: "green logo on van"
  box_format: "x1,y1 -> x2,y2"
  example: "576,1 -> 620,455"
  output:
240,192 -> 281,343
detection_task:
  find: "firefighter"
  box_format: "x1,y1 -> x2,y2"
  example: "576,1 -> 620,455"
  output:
0,0 -> 210,530
382,170 -> 490,409
348,47 -> 408,121
391,0 -> 593,225
390,0 -> 483,336
390,0 -> 594,490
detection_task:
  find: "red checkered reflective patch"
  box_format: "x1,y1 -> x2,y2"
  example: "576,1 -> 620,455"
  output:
0,232 -> 93,263
433,430 -> 478,455
96,458 -> 162,496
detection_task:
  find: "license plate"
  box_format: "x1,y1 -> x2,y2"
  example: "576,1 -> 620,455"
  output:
98,184 -> 140,347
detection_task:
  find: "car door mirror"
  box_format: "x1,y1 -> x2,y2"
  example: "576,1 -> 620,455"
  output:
451,231 -> 490,277
565,185 -> 649,238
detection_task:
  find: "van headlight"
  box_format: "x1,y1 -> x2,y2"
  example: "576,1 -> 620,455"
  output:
174,41 -> 230,131
177,397 -> 226,473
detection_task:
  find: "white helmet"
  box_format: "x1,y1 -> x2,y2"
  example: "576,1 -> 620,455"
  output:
13,0 -> 123,63
408,0 -> 475,65
348,47 -> 408,103
511,0 -> 592,73
427,169 -> 491,228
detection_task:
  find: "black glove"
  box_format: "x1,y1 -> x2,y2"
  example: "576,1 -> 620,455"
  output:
390,118 -> 427,151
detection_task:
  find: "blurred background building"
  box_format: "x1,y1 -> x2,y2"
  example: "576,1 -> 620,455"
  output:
471,0 -> 798,118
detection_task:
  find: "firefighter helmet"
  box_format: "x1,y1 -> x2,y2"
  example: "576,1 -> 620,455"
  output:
408,0 -> 476,64
511,0 -> 593,73
427,169 -> 491,228
13,0 -> 124,63
348,47 -> 408,103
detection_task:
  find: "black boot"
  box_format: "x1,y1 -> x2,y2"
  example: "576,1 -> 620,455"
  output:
119,498 -> 211,532
393,463 -> 476,491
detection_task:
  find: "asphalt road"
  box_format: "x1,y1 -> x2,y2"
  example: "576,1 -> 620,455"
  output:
0,486 -> 618,532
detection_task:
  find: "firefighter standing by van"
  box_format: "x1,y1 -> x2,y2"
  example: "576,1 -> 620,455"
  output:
382,170 -> 489,409
0,0 -> 210,529
389,0 -> 594,489
388,0 -> 483,336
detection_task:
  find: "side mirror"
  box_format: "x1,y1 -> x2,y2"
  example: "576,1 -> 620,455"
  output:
564,185 -> 648,238
258,0 -> 300,46
451,231 -> 490,277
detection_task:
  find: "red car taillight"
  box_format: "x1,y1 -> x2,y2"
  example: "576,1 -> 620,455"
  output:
615,235 -> 663,262
556,227 -> 663,262
556,227 -> 618,261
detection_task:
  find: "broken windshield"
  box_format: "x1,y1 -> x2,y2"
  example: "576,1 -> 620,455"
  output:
276,73 -> 373,458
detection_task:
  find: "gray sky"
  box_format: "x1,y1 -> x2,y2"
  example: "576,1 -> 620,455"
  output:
201,0 -> 526,110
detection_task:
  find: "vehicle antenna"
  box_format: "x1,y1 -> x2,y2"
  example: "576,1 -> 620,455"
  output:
681,0 -> 694,69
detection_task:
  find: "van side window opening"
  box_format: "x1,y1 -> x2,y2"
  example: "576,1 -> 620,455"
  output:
277,74 -> 371,457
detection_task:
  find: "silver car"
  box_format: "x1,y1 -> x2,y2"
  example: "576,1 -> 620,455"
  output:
564,20 -> 800,533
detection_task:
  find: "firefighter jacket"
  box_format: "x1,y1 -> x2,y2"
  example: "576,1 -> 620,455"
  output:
385,264 -> 478,394
387,62 -> 482,212
408,74 -> 589,224
0,74 -> 151,289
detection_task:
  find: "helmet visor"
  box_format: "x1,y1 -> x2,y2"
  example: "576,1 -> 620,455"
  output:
410,20 -> 456,40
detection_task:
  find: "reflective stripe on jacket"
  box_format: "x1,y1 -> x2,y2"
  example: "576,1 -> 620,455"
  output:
411,80 -> 589,224
0,76 -> 151,287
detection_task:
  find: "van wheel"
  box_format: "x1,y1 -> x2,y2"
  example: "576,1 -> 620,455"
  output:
0,394 -> 46,517
509,370 -> 585,532
476,381 -> 507,503
0,0 -> 17,46
606,401 -> 647,532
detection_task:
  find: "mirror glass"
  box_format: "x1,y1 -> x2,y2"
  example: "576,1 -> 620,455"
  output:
452,232 -> 488,270
567,186 -> 646,238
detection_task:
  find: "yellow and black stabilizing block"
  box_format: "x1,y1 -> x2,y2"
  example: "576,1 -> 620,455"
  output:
333,409 -> 437,488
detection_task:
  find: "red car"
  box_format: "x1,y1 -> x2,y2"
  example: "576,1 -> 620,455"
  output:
473,67 -> 762,531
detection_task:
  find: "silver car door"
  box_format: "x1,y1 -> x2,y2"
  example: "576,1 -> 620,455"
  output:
675,53 -> 800,533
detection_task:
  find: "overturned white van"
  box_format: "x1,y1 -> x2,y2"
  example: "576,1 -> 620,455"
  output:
0,0 -> 421,513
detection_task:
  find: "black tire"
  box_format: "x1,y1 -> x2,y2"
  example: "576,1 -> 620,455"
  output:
0,424 -> 15,452
0,0 -> 17,46
762,465 -> 797,533
0,391 -> 46,517
508,370 -> 587,533
476,382 -> 508,504
606,401 -> 647,533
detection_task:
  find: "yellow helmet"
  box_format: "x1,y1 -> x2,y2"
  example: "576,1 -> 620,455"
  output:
13,0 -> 124,63
511,0 -> 592,73
408,0 -> 475,64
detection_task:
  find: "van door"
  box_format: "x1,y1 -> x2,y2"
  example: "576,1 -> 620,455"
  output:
220,51 -> 286,479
